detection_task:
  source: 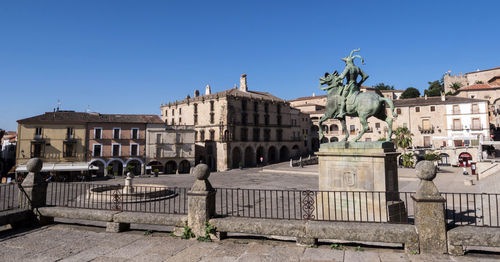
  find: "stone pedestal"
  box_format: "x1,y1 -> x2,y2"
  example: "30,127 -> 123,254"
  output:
316,141 -> 406,222
187,164 -> 216,237
412,161 -> 447,254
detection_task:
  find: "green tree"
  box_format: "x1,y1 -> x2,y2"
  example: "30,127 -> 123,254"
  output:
400,87 -> 420,99
374,83 -> 394,90
393,126 -> 413,154
449,82 -> 462,92
424,80 -> 444,97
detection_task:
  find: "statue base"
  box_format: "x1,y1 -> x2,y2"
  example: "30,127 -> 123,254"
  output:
315,141 -> 407,222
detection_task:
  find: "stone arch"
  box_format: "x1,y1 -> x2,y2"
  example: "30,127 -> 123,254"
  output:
320,137 -> 329,144
125,159 -> 142,176
268,146 -> 277,164
108,159 -> 124,176
89,159 -> 106,177
244,146 -> 255,167
256,146 -> 265,165
232,147 -> 242,168
279,146 -> 290,162
178,160 -> 191,174
165,160 -> 177,174
330,124 -> 339,132
147,161 -> 163,174
330,137 -> 338,142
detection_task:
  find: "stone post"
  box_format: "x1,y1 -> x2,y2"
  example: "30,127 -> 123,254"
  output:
412,161 -> 447,254
187,164 -> 216,237
19,158 -> 53,225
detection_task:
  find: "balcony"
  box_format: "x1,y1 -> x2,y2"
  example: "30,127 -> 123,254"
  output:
470,126 -> 483,131
418,125 -> 435,134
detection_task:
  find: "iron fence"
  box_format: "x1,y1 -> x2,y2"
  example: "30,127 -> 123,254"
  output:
0,183 -> 20,211
215,188 -> 415,224
46,183 -> 188,214
443,192 -> 500,228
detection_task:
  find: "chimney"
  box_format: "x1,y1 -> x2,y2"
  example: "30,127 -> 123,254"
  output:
441,91 -> 446,101
424,94 -> 427,100
240,74 -> 247,92
205,84 -> 211,95
194,90 -> 200,97
312,93 -> 316,97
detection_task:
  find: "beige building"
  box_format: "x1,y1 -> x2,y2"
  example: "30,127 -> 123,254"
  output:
160,74 -> 312,171
290,92 -> 489,165
16,111 -> 89,179
145,124 -> 195,174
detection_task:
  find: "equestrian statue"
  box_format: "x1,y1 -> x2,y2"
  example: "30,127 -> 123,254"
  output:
318,49 -> 397,142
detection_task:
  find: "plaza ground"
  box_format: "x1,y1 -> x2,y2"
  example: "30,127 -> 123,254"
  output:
1,224 -> 500,262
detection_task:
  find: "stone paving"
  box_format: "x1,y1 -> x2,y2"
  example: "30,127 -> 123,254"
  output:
1,224 -> 500,262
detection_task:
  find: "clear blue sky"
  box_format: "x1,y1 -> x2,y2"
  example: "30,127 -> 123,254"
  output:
1,0 -> 499,131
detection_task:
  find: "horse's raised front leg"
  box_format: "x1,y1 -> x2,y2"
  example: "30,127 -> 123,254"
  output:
353,115 -> 369,142
339,117 -> 349,142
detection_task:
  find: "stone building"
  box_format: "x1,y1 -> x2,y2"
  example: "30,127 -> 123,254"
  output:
145,124 -> 195,174
290,92 -> 489,166
444,67 -> 500,94
160,74 -> 312,171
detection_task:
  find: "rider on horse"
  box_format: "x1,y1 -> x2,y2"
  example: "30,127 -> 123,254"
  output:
337,49 -> 369,118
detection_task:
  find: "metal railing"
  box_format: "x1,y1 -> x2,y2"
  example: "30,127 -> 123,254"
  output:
215,188 -> 414,224
443,192 -> 500,228
46,183 -> 188,214
0,184 -> 20,211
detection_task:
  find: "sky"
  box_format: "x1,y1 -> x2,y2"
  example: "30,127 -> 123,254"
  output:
1,0 -> 499,131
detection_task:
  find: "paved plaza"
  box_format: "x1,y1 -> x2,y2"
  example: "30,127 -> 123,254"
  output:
1,224 -> 500,262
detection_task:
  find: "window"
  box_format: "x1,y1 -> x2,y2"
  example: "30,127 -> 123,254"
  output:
277,104 -> 281,114
210,101 -> 214,111
471,104 -> 479,114
276,129 -> 283,141
179,108 -> 182,114
194,104 -> 198,114
241,128 -> 248,141
113,128 -> 121,139
35,127 -> 42,139
253,128 -> 260,141
131,128 -> 139,139
93,144 -> 102,157
264,103 -> 269,113
63,140 -> 76,157
375,123 -> 380,129
415,107 -> 420,113
130,144 -> 138,156
156,134 -> 162,144
472,118 -> 481,130
94,128 -> 102,139
453,105 -> 460,114
264,129 -> 270,142
112,144 -> 121,156
179,117 -> 182,123
264,115 -> 269,125
277,115 -> 282,125
31,142 -> 43,157
254,114 -> 259,125
453,119 -> 462,130
349,125 -> 355,135
423,136 -> 431,147
209,130 -> 215,140
430,106 -> 435,112
156,146 -> 161,158
172,109 -> 175,116
210,113 -> 215,124
396,108 -> 401,115
242,113 -> 248,125
254,101 -> 258,112
165,110 -> 168,117
200,130 -> 205,141
171,119 -> 175,125
194,115 -> 198,125
176,133 -> 181,143
242,100 -> 247,111
66,127 -> 74,139
422,119 -> 431,131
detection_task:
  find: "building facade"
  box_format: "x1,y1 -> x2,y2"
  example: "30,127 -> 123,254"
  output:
290,93 -> 490,165
160,74 -> 312,171
444,67 -> 500,94
145,124 -> 195,174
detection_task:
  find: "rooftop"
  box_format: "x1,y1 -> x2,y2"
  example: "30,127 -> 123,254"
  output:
465,66 -> 500,75
17,111 -> 164,124
458,83 -> 500,91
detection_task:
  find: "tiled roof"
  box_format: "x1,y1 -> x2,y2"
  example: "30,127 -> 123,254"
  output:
288,95 -> 327,102
18,111 -> 164,124
459,83 -> 500,91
